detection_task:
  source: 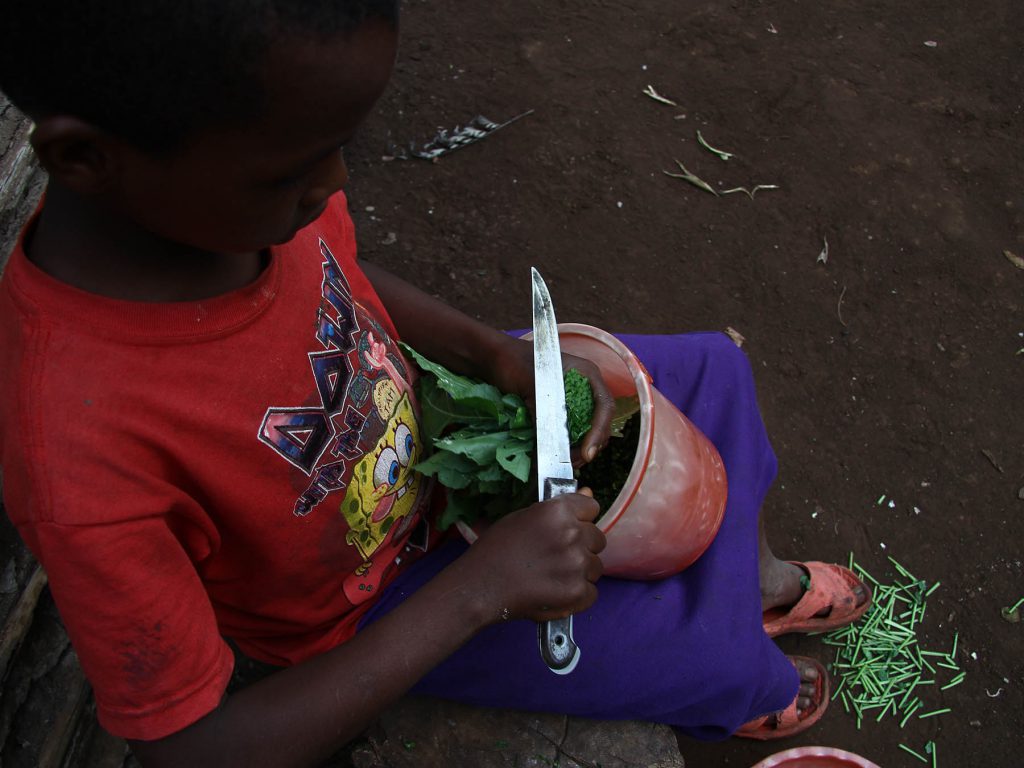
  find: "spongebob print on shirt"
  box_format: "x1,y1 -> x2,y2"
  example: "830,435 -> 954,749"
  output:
257,239 -> 430,605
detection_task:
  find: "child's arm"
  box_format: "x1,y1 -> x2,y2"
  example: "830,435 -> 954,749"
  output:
361,262 -> 614,462
130,491 -> 605,768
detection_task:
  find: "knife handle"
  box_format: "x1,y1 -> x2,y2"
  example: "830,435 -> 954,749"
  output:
538,476 -> 581,674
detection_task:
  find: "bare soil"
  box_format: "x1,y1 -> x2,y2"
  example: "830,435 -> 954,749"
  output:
345,0 -> 1024,765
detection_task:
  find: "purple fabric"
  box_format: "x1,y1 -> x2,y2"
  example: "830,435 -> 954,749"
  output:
359,332 -> 798,740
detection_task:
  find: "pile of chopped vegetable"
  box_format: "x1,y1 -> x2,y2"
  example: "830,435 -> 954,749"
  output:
563,368 -> 595,444
822,554 -> 963,766
577,407 -> 641,510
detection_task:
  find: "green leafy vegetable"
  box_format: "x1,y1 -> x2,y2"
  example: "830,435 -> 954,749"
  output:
563,368 -> 595,445
401,343 -> 641,530
401,343 -> 534,529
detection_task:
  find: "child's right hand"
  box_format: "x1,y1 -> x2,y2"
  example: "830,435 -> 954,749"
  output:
457,490 -> 606,624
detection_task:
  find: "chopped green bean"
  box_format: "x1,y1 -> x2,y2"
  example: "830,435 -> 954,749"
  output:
899,744 -> 929,762
887,556 -> 915,579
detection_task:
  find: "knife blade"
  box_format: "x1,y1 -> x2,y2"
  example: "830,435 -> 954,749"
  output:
531,267 -> 581,675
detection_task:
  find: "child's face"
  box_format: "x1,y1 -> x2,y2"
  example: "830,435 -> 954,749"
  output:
113,19 -> 398,254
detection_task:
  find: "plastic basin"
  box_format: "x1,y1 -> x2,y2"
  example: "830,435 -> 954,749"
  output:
749,746 -> 882,768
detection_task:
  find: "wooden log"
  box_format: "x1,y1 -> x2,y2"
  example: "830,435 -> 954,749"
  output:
0,564 -> 48,684
37,662 -> 89,768
0,99 -> 45,267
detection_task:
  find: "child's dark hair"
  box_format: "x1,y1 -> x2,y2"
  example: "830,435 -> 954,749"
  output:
0,0 -> 400,152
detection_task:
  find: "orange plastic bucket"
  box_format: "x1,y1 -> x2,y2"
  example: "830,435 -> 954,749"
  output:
459,323 -> 728,580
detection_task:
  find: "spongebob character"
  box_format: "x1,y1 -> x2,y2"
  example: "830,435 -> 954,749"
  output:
339,383 -> 423,602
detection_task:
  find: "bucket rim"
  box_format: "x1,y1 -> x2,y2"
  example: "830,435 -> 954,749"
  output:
549,324 -> 654,532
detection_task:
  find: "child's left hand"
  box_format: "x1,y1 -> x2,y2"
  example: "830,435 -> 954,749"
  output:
489,337 -> 614,467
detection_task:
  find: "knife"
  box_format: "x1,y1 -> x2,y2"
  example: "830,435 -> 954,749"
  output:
531,267 -> 581,675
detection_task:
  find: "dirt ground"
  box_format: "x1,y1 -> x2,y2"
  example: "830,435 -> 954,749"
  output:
342,0 -> 1023,765
1,0 -> 1022,766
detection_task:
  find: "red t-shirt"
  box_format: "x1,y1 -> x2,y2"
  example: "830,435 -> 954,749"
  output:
0,193 -> 437,740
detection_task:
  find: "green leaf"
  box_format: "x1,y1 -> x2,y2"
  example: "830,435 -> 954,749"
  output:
417,379 -> 462,442
401,343 -> 506,418
413,451 -> 476,489
474,462 -> 508,483
494,393 -> 528,429
436,430 -> 512,466
496,438 -> 533,482
510,405 -> 530,430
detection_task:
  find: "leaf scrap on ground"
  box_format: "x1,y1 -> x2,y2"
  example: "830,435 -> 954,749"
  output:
1004,249 -> 1024,270
696,130 -> 736,160
642,84 -> 678,106
719,184 -> 781,199
663,159 -> 718,196
725,326 -> 746,347
980,448 -> 1004,473
663,159 -> 779,200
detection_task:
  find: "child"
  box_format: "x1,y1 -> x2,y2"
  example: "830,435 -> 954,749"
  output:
0,2 -> 869,765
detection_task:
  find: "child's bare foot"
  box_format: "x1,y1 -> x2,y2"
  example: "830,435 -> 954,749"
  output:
759,557 -> 871,637
734,655 -> 829,739
760,559 -> 808,613
793,657 -> 820,713
760,558 -> 868,614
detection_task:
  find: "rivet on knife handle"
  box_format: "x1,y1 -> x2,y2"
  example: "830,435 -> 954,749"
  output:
539,616 -> 579,674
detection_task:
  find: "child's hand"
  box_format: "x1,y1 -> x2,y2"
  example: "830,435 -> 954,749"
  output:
460,490 -> 606,623
562,353 -> 614,466
490,338 -> 615,466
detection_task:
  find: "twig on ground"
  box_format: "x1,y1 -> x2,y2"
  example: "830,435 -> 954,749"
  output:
818,236 -> 830,264
642,84 -> 678,106
980,449 -> 1004,473
663,160 -> 718,196
719,184 -> 780,199
837,285 -> 848,327
696,130 -> 735,160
